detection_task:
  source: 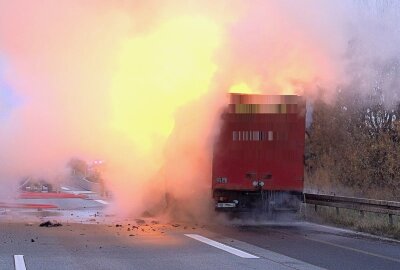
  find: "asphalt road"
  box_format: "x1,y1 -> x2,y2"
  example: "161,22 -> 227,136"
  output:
1,185 -> 399,270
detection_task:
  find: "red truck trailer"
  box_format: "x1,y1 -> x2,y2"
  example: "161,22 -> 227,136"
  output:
212,93 -> 306,213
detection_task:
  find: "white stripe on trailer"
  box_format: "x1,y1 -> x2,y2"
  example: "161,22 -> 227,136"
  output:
185,234 -> 259,258
14,255 -> 27,270
95,199 -> 109,205
61,186 -> 70,191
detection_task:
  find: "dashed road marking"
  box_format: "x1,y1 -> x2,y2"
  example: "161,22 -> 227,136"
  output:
14,255 -> 27,270
185,234 -> 259,258
95,199 -> 109,205
217,237 -> 327,269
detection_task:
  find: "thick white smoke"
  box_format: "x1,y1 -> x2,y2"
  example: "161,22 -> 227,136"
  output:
0,0 -> 399,218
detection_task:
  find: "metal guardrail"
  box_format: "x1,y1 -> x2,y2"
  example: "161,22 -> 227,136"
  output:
304,193 -> 400,225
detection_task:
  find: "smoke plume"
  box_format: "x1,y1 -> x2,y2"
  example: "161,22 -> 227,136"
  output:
0,1 -> 399,218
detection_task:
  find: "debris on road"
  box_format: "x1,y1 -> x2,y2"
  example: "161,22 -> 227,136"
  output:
135,219 -> 146,225
39,221 -> 62,227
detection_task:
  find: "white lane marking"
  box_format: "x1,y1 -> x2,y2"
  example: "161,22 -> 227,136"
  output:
95,199 -> 109,205
307,237 -> 400,263
61,186 -> 94,194
65,190 -> 95,195
71,191 -> 94,194
222,238 -> 326,270
185,234 -> 259,259
267,224 -> 400,264
305,222 -> 400,244
14,255 -> 27,270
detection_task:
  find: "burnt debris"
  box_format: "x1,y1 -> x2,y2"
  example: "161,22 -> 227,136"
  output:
39,221 -> 62,227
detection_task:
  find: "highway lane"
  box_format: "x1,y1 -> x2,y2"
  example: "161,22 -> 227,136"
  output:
1,222 -> 326,270
1,186 -> 399,270
207,222 -> 400,270
1,218 -> 399,270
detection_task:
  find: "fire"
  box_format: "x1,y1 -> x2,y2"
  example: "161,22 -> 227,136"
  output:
109,16 -> 221,182
267,54 -> 316,95
228,57 -> 315,96
229,82 -> 259,94
0,1 -> 342,218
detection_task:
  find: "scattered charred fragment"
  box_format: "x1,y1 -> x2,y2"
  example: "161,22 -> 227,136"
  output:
39,221 -> 62,227
135,219 -> 146,225
212,94 -> 306,214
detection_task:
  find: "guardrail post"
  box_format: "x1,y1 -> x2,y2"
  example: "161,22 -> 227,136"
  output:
336,207 -> 339,216
360,210 -> 364,218
389,214 -> 393,226
314,204 -> 317,212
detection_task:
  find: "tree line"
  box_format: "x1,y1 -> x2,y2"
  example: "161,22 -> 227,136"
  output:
305,87 -> 400,200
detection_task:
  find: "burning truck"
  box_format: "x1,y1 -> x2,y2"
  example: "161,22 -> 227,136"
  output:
212,93 -> 306,213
